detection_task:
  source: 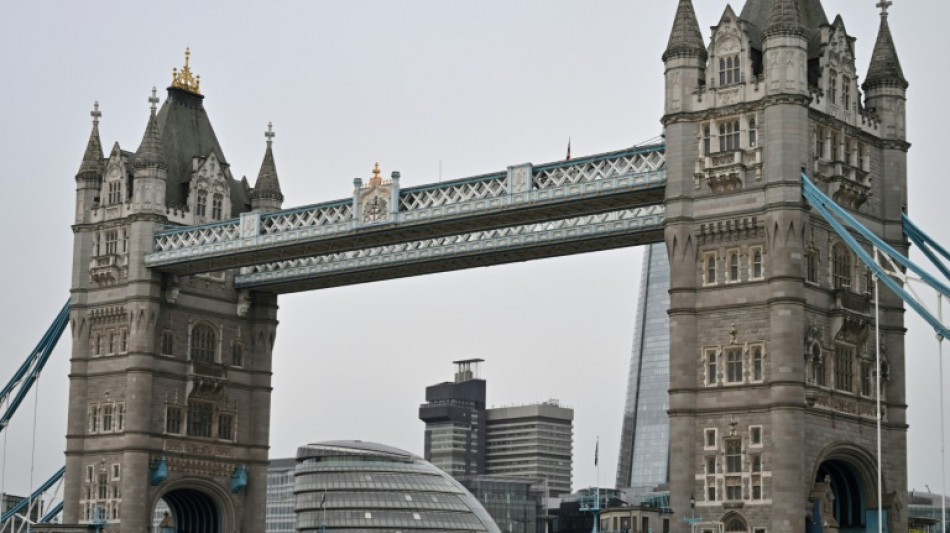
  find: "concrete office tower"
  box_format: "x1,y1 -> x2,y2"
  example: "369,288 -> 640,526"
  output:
616,242 -> 671,495
419,359 -> 488,477
485,401 -> 574,497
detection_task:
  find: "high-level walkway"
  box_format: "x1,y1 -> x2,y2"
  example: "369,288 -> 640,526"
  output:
145,145 -> 666,292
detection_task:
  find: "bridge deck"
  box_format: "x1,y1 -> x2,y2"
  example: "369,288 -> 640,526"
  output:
235,206 -> 665,293
144,145 -> 666,276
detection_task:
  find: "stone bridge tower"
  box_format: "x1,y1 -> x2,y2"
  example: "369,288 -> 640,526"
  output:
52,52 -> 282,532
663,1 -> 909,532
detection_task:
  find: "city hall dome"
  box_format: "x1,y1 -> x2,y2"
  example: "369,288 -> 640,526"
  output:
294,440 -> 501,532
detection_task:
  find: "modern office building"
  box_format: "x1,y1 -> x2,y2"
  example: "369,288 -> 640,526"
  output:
458,476 -> 546,533
907,490 -> 949,533
485,402 -> 573,497
616,242 -> 670,495
293,440 -> 501,532
419,359 -> 488,478
420,362 -> 574,498
265,458 -> 296,533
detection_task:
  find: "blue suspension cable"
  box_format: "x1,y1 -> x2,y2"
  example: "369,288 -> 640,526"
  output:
903,214 -> 950,285
0,303 -> 69,432
802,174 -> 950,299
802,173 -> 950,339
0,466 -> 64,523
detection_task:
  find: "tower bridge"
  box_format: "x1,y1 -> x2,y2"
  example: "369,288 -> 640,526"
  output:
146,145 -> 666,291
24,0 -> 919,532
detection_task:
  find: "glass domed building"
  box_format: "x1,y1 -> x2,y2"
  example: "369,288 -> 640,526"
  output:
294,440 -> 501,532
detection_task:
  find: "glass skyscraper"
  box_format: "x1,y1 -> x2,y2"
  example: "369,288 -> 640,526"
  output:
616,242 -> 670,494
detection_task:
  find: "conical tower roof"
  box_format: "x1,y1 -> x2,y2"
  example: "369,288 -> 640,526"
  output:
740,0 -> 828,57
77,102 -> 104,178
763,0 -> 807,38
663,0 -> 707,62
863,8 -> 907,91
134,89 -> 166,169
251,123 -> 283,202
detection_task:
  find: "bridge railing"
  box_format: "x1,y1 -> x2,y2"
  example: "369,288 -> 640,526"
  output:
150,144 -> 665,256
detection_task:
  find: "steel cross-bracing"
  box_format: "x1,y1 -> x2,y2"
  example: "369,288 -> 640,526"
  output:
236,206 -> 665,293
144,145 -> 666,278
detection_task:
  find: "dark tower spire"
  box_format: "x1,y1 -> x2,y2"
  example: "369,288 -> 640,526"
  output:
863,0 -> 908,91
77,101 -> 104,178
763,0 -> 807,38
663,0 -> 707,62
251,122 -> 284,212
134,87 -> 166,169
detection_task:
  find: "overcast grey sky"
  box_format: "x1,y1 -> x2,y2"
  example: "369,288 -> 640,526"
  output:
0,0 -> 948,502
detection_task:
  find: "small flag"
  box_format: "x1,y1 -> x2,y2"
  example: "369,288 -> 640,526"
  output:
321,491 -> 326,508
594,437 -> 599,466
566,138 -> 572,161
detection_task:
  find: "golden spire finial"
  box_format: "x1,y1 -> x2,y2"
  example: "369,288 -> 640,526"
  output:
171,47 -> 201,94
370,162 -> 382,186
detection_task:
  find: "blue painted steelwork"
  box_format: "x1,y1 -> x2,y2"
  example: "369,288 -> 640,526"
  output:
39,501 -> 63,523
151,455 -> 169,486
230,464 -> 247,493
802,173 -> 950,340
903,213 -> 950,285
0,302 -> 68,432
0,466 -> 65,523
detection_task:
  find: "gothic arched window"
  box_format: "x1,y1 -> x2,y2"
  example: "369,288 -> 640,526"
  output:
725,517 -> 748,533
829,69 -> 838,104
212,194 -> 223,220
196,192 -> 207,217
190,324 -> 217,364
832,243 -> 852,289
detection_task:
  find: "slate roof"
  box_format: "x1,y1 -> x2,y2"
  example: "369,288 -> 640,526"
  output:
77,122 -> 103,178
864,14 -> 908,90
154,87 -> 250,216
663,0 -> 707,62
134,109 -> 166,169
740,0 -> 829,57
251,141 -> 283,202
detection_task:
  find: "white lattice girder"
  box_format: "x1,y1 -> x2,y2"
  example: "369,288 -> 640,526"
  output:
533,149 -> 665,189
400,175 -> 508,210
146,145 -> 666,272
234,205 -> 665,292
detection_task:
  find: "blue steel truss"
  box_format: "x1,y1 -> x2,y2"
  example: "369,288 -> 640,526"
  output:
235,206 -> 665,293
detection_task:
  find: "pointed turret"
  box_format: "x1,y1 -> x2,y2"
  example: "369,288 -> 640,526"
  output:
77,102 -> 104,179
74,102 -> 106,223
663,0 -> 706,116
763,0 -> 807,38
863,1 -> 908,144
132,88 -> 168,213
761,0 -> 809,96
134,88 -> 166,169
251,122 -> 284,212
863,2 -> 908,92
662,0 -> 707,62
